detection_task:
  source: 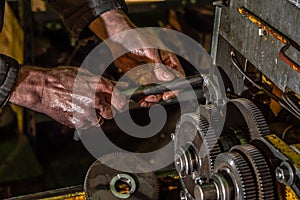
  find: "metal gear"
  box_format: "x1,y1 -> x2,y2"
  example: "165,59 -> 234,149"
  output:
174,104 -> 221,199
174,112 -> 210,199
231,144 -> 275,200
84,152 -> 159,200
214,151 -> 257,200
230,98 -> 271,139
197,104 -> 223,168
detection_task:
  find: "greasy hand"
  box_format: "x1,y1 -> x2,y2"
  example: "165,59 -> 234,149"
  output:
9,66 -> 126,129
89,10 -> 185,107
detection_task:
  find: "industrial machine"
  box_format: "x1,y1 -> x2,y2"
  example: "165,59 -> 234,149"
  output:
3,0 -> 300,199
174,0 -> 300,199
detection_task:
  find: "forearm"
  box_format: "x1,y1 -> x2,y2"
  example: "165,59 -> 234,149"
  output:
89,9 -> 136,40
8,65 -> 125,128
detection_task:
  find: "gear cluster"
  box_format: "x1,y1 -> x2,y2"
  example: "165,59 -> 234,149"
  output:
174,98 -> 275,200
82,98 -> 299,200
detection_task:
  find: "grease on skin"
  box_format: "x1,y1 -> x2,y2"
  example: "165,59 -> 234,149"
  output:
9,66 -> 126,129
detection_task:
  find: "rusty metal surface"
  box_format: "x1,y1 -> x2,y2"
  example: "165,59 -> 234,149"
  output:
214,0 -> 300,95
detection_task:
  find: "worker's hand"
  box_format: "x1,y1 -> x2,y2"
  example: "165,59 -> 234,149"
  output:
9,66 -> 126,129
89,10 -> 185,107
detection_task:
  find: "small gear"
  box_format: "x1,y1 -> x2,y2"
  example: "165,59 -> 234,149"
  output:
231,144 -> 275,200
230,98 -> 271,139
214,151 -> 257,200
84,152 -> 159,200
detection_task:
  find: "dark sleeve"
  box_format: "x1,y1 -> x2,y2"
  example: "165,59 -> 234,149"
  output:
0,54 -> 19,108
48,0 -> 128,38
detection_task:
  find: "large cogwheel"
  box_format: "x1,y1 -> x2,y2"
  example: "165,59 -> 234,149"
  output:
231,144 -> 275,200
214,151 -> 257,200
84,152 -> 159,200
174,104 -> 221,199
230,98 -> 271,139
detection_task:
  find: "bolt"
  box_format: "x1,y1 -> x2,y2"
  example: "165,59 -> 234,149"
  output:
275,167 -> 285,182
275,165 -> 290,184
275,162 -> 294,186
213,0 -> 230,7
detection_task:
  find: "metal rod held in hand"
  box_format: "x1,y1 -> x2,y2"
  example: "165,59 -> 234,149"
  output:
122,75 -> 204,101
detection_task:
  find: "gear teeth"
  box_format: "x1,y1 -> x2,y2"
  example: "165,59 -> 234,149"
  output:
230,98 -> 271,139
214,151 -> 257,200
200,104 -> 222,174
231,144 -> 275,200
153,178 -> 160,200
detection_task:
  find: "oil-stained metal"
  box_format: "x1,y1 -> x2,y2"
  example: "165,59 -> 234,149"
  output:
214,0 -> 300,95
238,6 -> 300,74
238,7 -> 287,44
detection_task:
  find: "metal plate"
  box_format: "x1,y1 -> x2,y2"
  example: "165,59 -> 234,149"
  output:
213,0 -> 300,95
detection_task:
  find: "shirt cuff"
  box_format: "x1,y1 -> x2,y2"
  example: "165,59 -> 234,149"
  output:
0,55 -> 19,108
49,0 -> 128,38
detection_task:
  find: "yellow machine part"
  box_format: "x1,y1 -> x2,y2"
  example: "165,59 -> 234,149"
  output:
285,186 -> 298,200
41,192 -> 86,200
0,2 -> 24,62
265,135 -> 300,199
265,135 -> 300,170
0,2 -> 25,133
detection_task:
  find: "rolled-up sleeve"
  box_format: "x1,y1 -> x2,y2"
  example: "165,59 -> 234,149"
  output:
48,0 -> 128,38
0,55 -> 19,108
